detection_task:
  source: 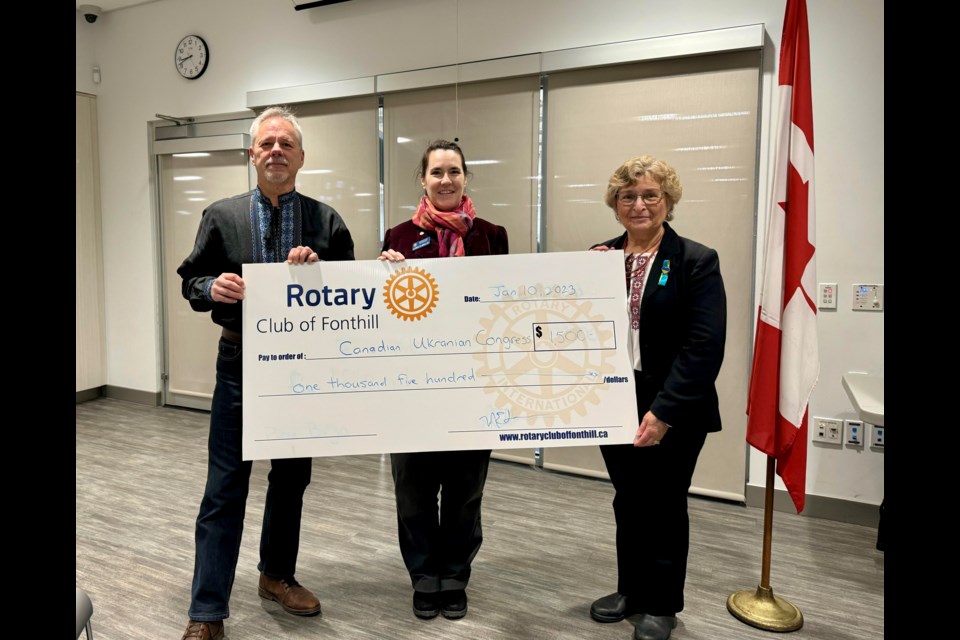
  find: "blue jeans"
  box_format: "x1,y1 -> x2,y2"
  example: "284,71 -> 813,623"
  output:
188,337 -> 313,622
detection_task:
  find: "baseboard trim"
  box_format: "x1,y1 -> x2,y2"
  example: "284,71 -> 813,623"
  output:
72,390 -> 881,529
103,386 -> 162,407
542,461 -> 610,480
76,387 -> 104,403
745,485 -> 880,528
492,457 -> 877,528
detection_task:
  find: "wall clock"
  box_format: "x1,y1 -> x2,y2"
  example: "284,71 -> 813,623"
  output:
175,35 -> 209,80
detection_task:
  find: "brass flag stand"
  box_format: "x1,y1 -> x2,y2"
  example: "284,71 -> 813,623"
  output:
727,457 -> 803,631
733,0 -> 814,631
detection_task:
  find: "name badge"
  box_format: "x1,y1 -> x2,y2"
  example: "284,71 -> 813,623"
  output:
412,237 -> 431,251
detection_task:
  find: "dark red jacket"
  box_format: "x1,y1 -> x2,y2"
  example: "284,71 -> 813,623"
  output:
382,218 -> 508,258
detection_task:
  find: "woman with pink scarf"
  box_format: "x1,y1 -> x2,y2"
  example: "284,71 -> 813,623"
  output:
379,140 -> 508,621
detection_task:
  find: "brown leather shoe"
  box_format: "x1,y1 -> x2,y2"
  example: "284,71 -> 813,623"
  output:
258,573 -> 322,616
180,620 -> 224,640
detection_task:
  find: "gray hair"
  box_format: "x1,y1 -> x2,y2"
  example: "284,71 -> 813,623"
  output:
250,106 -> 303,147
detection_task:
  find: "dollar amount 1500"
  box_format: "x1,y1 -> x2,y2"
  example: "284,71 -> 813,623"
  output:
535,325 -> 594,344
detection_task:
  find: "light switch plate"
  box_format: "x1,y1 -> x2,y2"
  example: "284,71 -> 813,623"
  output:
818,283 -> 838,309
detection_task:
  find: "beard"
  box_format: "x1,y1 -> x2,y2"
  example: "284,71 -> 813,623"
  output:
263,167 -> 291,183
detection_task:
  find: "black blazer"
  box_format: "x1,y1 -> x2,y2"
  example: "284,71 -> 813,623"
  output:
592,222 -> 726,433
382,218 -> 508,258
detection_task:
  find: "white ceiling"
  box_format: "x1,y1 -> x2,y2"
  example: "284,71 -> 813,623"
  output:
76,1 -> 158,12
75,1 -> 320,15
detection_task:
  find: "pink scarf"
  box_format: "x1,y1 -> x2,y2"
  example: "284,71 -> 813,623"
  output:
412,195 -> 476,257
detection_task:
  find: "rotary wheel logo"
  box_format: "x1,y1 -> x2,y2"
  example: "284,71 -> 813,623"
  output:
473,297 -> 617,427
383,267 -> 439,321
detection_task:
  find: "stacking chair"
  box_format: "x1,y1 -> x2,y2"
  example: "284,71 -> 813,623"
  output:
76,587 -> 94,639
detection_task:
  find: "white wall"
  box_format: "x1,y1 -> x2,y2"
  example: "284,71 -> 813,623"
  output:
76,12 -> 98,95
76,0 -> 884,507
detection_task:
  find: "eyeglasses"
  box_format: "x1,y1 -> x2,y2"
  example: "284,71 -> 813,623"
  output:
617,190 -> 664,206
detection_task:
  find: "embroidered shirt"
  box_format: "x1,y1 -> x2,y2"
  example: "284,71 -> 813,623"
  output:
625,250 -> 658,371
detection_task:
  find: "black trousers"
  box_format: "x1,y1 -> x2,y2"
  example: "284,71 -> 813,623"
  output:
391,449 -> 492,593
600,425 -> 706,615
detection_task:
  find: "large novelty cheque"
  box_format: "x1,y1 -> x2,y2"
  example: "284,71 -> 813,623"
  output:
242,251 -> 639,460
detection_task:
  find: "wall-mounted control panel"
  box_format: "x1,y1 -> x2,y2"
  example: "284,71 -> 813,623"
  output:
817,283 -> 838,309
852,284 -> 883,311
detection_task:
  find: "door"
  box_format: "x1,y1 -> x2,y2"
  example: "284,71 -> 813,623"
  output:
156,130 -> 252,410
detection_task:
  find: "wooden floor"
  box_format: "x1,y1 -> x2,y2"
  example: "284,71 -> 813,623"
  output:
76,398 -> 884,640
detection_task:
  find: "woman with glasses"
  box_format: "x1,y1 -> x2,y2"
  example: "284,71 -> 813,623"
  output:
587,155 -> 726,640
378,139 -> 508,622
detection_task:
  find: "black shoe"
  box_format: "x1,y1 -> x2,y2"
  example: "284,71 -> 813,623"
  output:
413,591 -> 440,619
440,589 -> 468,619
633,614 -> 677,640
590,592 -> 634,623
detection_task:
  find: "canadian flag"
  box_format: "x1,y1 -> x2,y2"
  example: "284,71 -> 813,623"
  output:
746,0 -> 818,514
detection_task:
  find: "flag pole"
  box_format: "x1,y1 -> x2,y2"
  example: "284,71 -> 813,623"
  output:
730,0 -> 814,630
726,456 -> 803,631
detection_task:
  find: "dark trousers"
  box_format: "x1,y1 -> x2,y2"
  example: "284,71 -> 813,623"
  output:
391,449 -> 492,593
600,424 -> 706,616
188,337 -> 313,621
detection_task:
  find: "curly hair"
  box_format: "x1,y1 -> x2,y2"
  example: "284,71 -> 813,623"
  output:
603,155 -> 682,221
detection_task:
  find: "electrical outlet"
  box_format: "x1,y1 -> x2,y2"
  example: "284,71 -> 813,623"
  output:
844,419 -> 864,447
869,424 -> 884,449
812,417 -> 843,444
